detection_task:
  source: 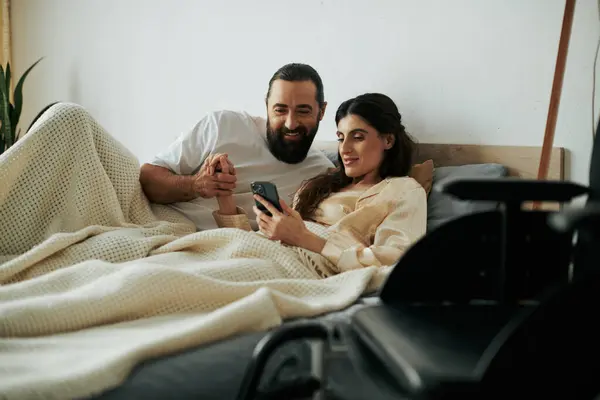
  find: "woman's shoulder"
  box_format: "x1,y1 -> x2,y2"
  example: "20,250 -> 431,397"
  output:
382,176 -> 424,193
377,178 -> 427,211
361,177 -> 425,206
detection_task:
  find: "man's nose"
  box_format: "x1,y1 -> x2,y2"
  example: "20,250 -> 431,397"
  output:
285,114 -> 299,130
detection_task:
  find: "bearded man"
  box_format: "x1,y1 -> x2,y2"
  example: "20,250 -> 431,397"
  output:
140,63 -> 334,231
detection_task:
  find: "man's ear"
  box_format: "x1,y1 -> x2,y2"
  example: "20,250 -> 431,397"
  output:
318,102 -> 327,121
384,134 -> 395,149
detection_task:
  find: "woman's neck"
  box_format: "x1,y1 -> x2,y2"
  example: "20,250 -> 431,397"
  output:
351,171 -> 382,187
343,175 -> 382,192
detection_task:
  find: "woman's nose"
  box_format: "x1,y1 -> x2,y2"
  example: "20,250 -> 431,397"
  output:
340,140 -> 352,154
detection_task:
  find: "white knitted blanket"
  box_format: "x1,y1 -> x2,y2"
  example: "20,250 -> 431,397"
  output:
0,104 -> 389,400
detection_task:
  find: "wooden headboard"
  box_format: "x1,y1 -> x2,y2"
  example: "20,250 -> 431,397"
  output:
314,141 -> 566,181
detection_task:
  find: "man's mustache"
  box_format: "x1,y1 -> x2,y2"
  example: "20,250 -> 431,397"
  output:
279,126 -> 307,135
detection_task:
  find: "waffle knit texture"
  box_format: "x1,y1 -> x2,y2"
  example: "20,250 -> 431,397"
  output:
0,103 -> 390,400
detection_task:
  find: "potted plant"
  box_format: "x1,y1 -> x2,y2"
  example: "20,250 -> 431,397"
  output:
0,57 -> 43,156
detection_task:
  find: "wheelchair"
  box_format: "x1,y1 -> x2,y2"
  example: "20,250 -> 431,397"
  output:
236,126 -> 600,400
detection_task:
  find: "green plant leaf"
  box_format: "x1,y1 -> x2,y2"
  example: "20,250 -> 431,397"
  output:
5,62 -> 10,102
0,62 -> 4,142
14,57 -> 43,138
9,103 -> 16,143
0,63 -> 11,149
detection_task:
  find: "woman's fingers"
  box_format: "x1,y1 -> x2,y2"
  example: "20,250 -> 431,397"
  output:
253,195 -> 282,217
253,206 -> 271,222
205,153 -> 236,177
225,157 -> 236,175
279,199 -> 300,218
218,155 -> 230,175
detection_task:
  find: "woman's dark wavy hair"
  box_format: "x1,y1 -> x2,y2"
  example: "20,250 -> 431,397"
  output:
293,93 -> 415,219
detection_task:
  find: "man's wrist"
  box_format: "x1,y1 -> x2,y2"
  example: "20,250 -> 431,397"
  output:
176,175 -> 200,201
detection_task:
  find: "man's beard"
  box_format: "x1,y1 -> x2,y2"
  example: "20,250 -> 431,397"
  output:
266,119 -> 319,164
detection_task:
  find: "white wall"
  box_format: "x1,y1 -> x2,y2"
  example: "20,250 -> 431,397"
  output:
12,0 -> 600,185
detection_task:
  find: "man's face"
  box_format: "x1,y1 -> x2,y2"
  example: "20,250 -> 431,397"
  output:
266,79 -> 326,164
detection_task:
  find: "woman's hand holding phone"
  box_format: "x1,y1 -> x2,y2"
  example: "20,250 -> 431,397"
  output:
253,196 -> 326,253
253,196 -> 304,243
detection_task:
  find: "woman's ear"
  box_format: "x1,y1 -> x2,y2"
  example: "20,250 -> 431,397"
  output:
384,134 -> 395,150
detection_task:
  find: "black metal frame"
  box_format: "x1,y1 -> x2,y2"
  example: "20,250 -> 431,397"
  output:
236,123 -> 600,398
236,322 -> 330,400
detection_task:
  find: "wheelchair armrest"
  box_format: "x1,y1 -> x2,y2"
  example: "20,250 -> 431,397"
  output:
437,177 -> 589,203
547,203 -> 600,233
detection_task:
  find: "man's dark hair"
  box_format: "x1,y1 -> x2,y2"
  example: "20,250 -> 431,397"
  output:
266,63 -> 325,108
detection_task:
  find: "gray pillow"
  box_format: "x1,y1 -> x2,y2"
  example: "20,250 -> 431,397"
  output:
321,149 -> 339,166
427,163 -> 508,231
319,149 -> 507,231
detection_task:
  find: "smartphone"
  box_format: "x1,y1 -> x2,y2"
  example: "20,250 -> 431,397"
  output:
251,181 -> 282,217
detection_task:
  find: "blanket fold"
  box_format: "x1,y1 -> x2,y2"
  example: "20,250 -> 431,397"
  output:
0,103 -> 388,400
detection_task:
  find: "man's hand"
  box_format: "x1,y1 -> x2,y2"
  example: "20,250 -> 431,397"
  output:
193,153 -> 237,199
207,153 -> 236,176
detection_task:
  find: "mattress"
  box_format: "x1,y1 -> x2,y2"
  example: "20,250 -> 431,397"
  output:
92,297 -> 379,399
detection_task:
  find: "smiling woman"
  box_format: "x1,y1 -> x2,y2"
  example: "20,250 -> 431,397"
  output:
337,114 -> 395,184
294,93 -> 416,219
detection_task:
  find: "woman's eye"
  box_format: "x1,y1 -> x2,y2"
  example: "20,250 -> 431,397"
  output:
353,135 -> 364,141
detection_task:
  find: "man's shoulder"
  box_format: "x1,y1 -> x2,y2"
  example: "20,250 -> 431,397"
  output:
305,142 -> 335,162
196,109 -> 265,139
203,109 -> 264,126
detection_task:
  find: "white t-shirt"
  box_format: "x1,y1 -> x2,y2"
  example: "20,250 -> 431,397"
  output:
149,110 -> 334,231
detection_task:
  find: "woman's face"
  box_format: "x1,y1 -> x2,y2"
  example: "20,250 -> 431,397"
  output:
336,114 -> 393,182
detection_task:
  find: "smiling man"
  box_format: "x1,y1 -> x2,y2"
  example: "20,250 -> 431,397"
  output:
265,77 -> 323,164
139,63 -> 334,231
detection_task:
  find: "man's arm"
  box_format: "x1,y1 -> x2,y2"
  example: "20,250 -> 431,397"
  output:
140,155 -> 237,204
141,111 -> 242,204
139,163 -> 197,204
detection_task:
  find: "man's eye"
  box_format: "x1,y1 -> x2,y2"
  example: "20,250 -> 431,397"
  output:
353,135 -> 364,141
274,109 -> 285,113
298,110 -> 310,115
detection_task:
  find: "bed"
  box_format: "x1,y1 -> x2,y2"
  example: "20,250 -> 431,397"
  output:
91,140 -> 566,400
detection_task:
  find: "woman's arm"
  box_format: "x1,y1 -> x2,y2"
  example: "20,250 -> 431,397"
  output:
318,186 -> 427,272
213,194 -> 253,231
254,181 -> 427,272
211,156 -> 252,231
212,205 -> 253,231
